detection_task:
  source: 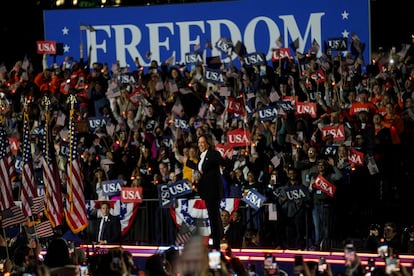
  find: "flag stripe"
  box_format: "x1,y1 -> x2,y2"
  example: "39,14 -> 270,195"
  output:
21,112 -> 38,216
31,195 -> 45,215
0,126 -> 16,211
42,114 -> 64,228
34,221 -> 55,238
1,205 -> 26,228
65,107 -> 88,233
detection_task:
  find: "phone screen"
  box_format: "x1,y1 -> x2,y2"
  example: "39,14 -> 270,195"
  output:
377,244 -> 389,258
208,251 -> 221,270
264,256 -> 273,269
385,256 -> 400,274
80,265 -> 89,276
318,257 -> 327,272
344,250 -> 356,263
294,255 -> 304,274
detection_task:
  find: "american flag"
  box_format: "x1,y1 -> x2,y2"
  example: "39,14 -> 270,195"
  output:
172,198 -> 240,238
175,221 -> 195,246
1,205 -> 26,229
21,112 -> 38,216
34,220 -> 55,238
41,125 -> 63,228
0,126 -> 16,211
65,108 -> 88,233
31,195 -> 45,215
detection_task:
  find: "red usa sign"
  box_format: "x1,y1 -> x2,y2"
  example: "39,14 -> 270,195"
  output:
227,97 -> 245,115
271,48 -> 291,61
348,148 -> 364,166
227,128 -> 250,148
321,124 -> 345,141
216,143 -> 233,158
121,187 -> 143,203
313,174 -> 336,197
9,138 -> 19,154
36,40 -> 57,55
296,102 -> 317,118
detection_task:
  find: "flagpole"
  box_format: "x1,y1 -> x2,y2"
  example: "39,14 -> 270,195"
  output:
41,95 -> 54,228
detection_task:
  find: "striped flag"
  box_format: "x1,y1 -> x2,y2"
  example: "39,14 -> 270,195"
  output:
1,205 -> 26,229
171,198 -> 240,237
175,221 -> 195,246
85,200 -> 138,236
0,126 -> 16,211
31,195 -> 45,215
34,220 -> 55,238
21,112 -> 38,216
41,125 -> 64,228
65,108 -> 88,233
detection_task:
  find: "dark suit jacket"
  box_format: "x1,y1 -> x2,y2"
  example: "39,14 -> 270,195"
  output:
94,214 -> 121,243
186,148 -> 225,200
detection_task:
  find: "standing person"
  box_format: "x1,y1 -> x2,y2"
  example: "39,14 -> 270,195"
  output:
93,202 -> 121,245
278,167 -> 310,249
180,134 -> 229,250
309,158 -> 343,251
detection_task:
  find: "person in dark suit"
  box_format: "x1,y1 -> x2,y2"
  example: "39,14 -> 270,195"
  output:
94,201 -> 121,244
181,134 -> 229,250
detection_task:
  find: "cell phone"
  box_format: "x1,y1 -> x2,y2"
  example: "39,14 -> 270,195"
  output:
377,243 -> 389,258
264,254 -> 274,269
208,251 -> 221,270
318,257 -> 327,272
294,255 -> 304,266
80,264 -> 89,276
344,249 -> 356,263
385,255 -> 400,274
293,255 -> 304,274
111,250 -> 122,271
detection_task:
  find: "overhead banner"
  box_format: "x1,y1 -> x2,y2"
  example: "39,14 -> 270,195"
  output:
43,0 -> 370,68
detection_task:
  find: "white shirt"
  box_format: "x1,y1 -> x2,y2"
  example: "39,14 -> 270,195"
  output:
98,216 -> 108,241
198,150 -> 207,174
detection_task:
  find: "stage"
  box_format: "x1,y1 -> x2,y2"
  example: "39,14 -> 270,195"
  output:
76,244 -> 414,275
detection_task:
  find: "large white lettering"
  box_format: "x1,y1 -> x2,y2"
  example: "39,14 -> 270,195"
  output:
85,13 -> 324,67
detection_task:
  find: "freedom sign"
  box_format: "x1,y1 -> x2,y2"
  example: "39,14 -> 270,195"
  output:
43,0 -> 370,69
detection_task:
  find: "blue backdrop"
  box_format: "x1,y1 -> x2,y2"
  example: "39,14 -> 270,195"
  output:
43,0 -> 370,69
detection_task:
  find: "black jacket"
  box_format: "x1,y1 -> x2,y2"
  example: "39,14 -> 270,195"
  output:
94,214 -> 121,243
186,148 -> 226,200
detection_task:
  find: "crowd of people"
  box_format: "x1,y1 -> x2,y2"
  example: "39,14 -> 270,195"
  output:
0,34 -> 414,274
